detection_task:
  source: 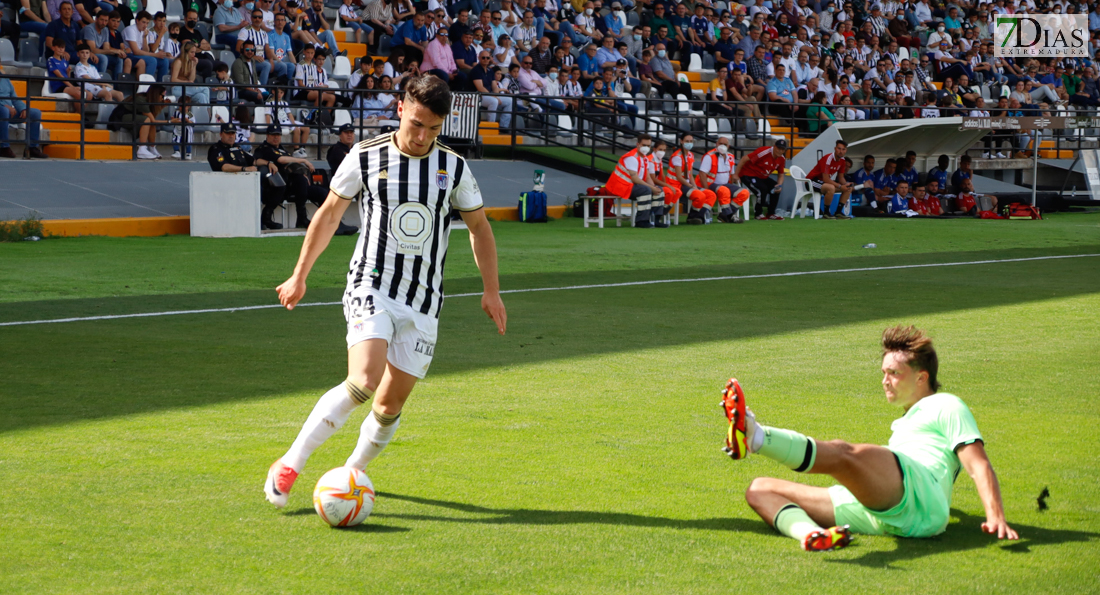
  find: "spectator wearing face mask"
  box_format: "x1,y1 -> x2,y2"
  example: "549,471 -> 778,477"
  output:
700,136 -> 752,224
605,134 -> 663,228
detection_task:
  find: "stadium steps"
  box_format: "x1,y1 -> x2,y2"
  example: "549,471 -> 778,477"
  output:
40,111 -> 82,131
44,143 -> 133,160
44,127 -> 132,159
479,121 -> 523,145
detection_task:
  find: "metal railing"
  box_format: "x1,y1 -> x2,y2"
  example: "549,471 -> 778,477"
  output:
3,73 -> 1098,168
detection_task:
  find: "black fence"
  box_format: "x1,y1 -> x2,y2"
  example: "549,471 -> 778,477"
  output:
4,73 -> 1098,169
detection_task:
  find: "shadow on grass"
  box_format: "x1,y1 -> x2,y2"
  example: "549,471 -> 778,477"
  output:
1,246 -> 1098,434
284,507 -> 412,532
365,491 -> 776,535
827,509 -> 1100,569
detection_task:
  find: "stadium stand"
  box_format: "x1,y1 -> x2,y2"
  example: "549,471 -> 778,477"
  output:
0,0 -> 1098,182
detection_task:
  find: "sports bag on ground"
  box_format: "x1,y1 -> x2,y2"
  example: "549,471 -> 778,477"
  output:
1007,202 -> 1042,220
519,191 -> 548,222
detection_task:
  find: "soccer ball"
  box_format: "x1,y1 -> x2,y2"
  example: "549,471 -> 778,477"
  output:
312,467 -> 375,527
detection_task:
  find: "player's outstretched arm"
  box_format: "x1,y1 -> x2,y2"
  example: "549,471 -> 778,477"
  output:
460,207 -> 507,335
276,190 -> 352,310
957,441 -> 1019,540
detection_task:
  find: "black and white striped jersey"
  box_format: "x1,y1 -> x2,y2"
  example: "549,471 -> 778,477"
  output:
237,26 -> 269,50
329,132 -> 484,318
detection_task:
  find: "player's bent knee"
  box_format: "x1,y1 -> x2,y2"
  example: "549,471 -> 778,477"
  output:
745,477 -> 781,508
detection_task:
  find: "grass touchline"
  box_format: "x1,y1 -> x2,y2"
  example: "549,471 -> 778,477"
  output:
2,252 -> 1098,328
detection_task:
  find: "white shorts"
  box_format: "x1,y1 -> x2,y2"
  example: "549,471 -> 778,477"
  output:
343,286 -> 439,379
85,83 -> 104,96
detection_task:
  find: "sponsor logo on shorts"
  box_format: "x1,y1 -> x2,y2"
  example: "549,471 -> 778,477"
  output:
414,338 -> 435,357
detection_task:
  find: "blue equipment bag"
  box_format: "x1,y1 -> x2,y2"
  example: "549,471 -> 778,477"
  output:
519,191 -> 548,222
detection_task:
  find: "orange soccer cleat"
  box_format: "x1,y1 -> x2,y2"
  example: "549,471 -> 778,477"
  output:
802,526 -> 854,552
264,458 -> 299,509
720,378 -> 755,460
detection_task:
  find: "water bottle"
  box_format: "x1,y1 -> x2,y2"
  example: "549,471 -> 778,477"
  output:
863,243 -> 877,249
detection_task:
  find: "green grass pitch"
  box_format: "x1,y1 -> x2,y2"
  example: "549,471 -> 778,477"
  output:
1,213 -> 1099,593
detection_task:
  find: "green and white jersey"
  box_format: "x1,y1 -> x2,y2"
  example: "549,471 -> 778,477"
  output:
887,392 -> 983,505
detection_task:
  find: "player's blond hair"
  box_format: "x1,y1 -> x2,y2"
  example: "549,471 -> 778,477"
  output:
881,325 -> 941,392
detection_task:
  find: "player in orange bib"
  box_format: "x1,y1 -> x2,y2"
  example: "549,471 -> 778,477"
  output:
605,134 -> 662,228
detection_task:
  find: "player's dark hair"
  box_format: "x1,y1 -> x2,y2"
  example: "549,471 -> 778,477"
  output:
636,133 -> 652,144
882,325 -> 940,392
403,74 -> 452,117
836,139 -> 847,147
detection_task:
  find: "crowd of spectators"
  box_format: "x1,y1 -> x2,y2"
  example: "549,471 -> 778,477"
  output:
5,0 -> 1100,161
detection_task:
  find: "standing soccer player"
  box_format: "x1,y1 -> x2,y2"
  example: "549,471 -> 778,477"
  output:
720,325 -> 1018,551
264,75 -> 508,508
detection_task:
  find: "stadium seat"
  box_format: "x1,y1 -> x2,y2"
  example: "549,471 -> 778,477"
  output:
218,50 -> 235,65
687,53 -> 703,72
165,0 -> 183,22
331,55 -> 352,82
210,105 -> 231,125
18,37 -> 40,65
0,39 -> 33,68
626,11 -> 639,26
789,165 -> 820,219
898,47 -> 909,62
557,114 -> 574,137
333,108 -> 352,128
39,79 -> 69,101
194,105 -> 217,134
377,35 -> 392,56
137,73 -> 156,94
254,106 -> 269,125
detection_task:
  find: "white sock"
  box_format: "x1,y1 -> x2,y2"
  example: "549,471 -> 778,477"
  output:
747,411 -> 765,453
282,383 -> 362,472
345,408 -> 401,470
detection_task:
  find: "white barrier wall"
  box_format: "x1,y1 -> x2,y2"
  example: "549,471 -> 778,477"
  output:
189,172 -> 262,238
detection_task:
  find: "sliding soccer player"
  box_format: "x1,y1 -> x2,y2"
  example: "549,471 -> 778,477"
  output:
721,325 -> 1018,551
264,75 -> 507,508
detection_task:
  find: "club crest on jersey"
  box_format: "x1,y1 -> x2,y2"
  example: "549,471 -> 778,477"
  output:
436,170 -> 448,190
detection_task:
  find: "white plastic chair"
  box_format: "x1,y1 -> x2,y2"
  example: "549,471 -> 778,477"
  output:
210,105 -> 231,124
557,114 -> 574,137
137,73 -> 156,94
254,106 -> 270,124
331,56 -> 352,81
688,53 -> 703,72
789,165 -> 819,219
333,108 -> 352,127
898,46 -> 909,62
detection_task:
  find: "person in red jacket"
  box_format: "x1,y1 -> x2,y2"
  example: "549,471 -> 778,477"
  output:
605,134 -> 662,228
806,139 -> 854,220
732,138 -> 787,221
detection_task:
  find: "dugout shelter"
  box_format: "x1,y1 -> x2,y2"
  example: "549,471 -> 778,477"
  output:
790,118 -> 990,180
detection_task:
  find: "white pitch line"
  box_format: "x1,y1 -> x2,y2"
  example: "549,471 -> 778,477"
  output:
1,253 -> 1097,328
